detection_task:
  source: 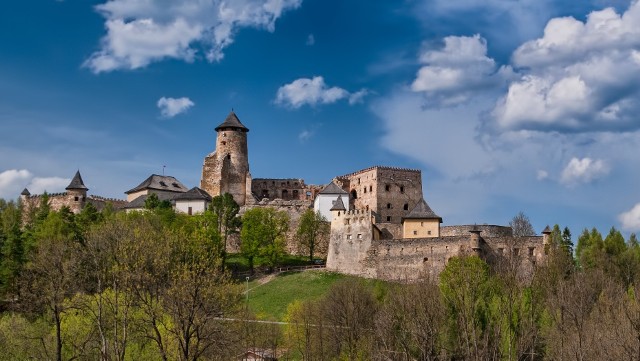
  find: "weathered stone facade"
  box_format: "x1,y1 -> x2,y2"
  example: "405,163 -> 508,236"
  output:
335,166 -> 423,227
251,178 -> 323,201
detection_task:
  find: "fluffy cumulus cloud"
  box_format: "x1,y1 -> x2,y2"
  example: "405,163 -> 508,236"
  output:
492,1 -> 640,132
275,76 -> 368,108
157,97 -> 195,118
560,157 -> 610,186
620,203 -> 640,231
411,35 -> 513,106
0,169 -> 70,198
84,0 -> 302,73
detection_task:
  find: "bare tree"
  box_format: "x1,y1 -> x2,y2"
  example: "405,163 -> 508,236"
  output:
509,211 -> 536,237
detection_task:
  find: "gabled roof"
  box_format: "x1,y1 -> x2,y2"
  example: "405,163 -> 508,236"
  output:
330,195 -> 347,211
21,188 -> 30,196
174,187 -> 212,201
66,170 -> 88,191
318,181 -> 348,195
125,175 -> 189,194
215,111 -> 249,132
123,192 -> 178,209
403,199 -> 441,222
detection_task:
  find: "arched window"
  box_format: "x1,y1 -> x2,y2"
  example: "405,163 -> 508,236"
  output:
292,190 -> 299,198
282,189 -> 289,199
351,189 -> 358,199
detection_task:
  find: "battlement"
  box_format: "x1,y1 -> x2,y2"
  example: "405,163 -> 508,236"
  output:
337,165 -> 421,179
24,192 -> 68,198
88,195 -> 126,203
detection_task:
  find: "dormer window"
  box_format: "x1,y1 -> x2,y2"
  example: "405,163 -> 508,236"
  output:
172,182 -> 180,188
159,181 -> 167,187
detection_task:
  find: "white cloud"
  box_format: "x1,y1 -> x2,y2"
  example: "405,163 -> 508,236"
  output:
620,203 -> 640,231
157,97 -> 195,118
492,1 -> 640,132
0,169 -> 33,198
306,34 -> 315,45
537,170 -> 549,181
411,35 -> 513,106
275,76 -> 367,108
560,157 -> 609,186
298,130 -> 312,142
27,177 -> 71,195
85,0 -> 302,73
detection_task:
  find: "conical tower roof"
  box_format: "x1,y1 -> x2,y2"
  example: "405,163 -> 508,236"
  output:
215,111 -> 249,132
21,188 -> 30,196
66,170 -> 88,191
330,195 -> 347,211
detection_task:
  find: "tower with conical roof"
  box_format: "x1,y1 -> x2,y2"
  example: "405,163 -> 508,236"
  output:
201,111 -> 252,206
66,170 -> 89,213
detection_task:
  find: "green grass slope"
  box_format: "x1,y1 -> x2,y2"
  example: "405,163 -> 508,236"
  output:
245,271 -> 346,321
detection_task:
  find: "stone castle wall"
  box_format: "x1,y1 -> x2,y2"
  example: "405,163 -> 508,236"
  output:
22,193 -> 126,216
327,229 -> 546,281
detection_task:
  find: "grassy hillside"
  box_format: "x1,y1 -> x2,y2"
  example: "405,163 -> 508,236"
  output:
243,270 -> 389,321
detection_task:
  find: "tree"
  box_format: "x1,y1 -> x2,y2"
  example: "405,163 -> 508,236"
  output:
209,193 -> 241,265
509,211 -> 535,237
295,209 -> 329,262
0,200 -> 24,298
240,207 -> 289,274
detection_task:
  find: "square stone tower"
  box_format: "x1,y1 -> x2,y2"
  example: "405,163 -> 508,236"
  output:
200,111 -> 252,206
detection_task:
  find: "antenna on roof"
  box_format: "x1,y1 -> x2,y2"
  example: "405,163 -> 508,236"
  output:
162,165 -> 166,176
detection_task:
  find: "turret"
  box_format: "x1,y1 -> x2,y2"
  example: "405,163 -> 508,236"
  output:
542,225 -> 552,245
330,195 -> 347,224
469,225 -> 482,254
66,170 -> 88,214
201,111 -> 252,205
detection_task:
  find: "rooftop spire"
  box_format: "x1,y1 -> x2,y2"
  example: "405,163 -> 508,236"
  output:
66,170 -> 88,191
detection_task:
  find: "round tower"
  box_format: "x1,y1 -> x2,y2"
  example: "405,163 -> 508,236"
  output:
66,170 -> 88,214
201,111 -> 251,206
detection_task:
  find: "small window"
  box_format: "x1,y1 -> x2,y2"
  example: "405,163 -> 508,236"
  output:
338,212 -> 341,216
357,234 -> 362,239
365,205 -> 369,211
427,230 -> 431,235
358,178 -> 361,184
345,219 -> 350,225
293,190 -> 299,198
159,181 -> 167,187
369,185 -> 372,192
172,182 -> 180,188
529,247 -> 535,256
513,248 -> 520,256
282,190 -> 289,198
421,221 -> 424,226
413,230 -> 418,235
74,196 -> 79,202
188,207 -> 192,216
223,132 -> 227,137
347,234 -> 352,240
385,184 -> 390,191
363,187 -> 367,194
221,141 -> 226,145
386,216 -> 391,222
423,257 -> 428,262
400,186 -> 405,193
386,203 -> 391,209
403,203 -> 409,210
227,154 -> 231,160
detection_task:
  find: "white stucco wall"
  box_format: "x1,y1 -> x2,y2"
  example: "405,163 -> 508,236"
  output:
314,194 -> 348,221
175,200 -> 208,215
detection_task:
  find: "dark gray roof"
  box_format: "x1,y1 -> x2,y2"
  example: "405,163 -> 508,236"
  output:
66,170 -> 88,191
215,111 -> 249,132
542,225 -> 552,234
403,199 -> 441,222
319,181 -> 348,195
330,195 -> 347,211
174,187 -> 212,201
125,175 -> 189,194
21,188 -> 30,196
124,192 -> 177,209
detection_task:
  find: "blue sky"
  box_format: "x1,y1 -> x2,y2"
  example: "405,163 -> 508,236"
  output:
2,0 -> 640,240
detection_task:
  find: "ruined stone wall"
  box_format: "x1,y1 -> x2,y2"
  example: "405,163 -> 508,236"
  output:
251,178 -> 309,201
21,193 -> 126,218
327,227 -> 546,281
441,225 -> 513,237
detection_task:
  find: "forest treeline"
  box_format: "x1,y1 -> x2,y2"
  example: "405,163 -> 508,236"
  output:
2,195 -> 640,360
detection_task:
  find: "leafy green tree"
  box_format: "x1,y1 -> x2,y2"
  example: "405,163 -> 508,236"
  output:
562,226 -> 574,255
576,228 -> 604,268
0,200 -> 24,297
295,209 -> 329,262
209,193 -> 241,265
240,207 -> 289,273
604,226 -> 626,257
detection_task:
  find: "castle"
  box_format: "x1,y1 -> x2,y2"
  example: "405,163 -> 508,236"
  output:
19,111 -> 547,281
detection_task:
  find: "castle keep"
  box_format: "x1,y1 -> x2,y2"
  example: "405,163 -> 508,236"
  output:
19,111 -> 547,281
